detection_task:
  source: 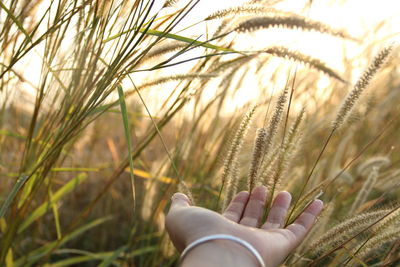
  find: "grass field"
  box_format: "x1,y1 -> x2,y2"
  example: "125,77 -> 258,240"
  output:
0,0 -> 399,266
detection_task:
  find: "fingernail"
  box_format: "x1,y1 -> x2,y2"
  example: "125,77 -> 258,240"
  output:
171,193 -> 188,202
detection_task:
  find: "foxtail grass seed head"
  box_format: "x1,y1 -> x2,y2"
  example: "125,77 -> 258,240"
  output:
264,87 -> 289,154
280,108 -> 305,159
235,15 -> 353,40
356,156 -> 391,176
274,143 -> 300,186
221,107 -> 256,191
265,113 -> 305,190
247,128 -> 267,192
205,5 -> 280,21
372,206 -> 400,234
309,209 -> 390,257
146,41 -> 188,59
267,149 -> 286,190
222,161 -> 240,211
260,149 -> 280,187
358,227 -> 400,260
285,107 -> 305,145
332,45 -> 393,130
332,169 -> 354,185
265,47 -> 345,82
257,88 -> 289,187
163,0 -> 180,8
259,109 -> 303,188
137,73 -> 217,89
350,168 -> 379,213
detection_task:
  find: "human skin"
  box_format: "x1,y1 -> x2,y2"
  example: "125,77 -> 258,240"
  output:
165,186 -> 323,267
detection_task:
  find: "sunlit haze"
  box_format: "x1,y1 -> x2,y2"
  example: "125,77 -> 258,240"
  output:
8,0 -> 400,115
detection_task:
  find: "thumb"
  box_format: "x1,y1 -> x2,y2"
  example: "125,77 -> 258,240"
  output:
166,193 -> 192,252
170,193 -> 191,210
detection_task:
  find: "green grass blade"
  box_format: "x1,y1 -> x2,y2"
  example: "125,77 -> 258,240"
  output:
0,175 -> 28,218
142,29 -> 235,52
103,28 -> 237,53
49,187 -> 62,240
17,174 -> 37,208
48,255 -> 103,267
47,249 -> 122,267
98,245 -> 127,267
125,75 -> 183,187
47,246 -> 157,267
89,101 -> 119,115
0,129 -> 25,140
14,216 -> 112,267
117,85 -> 136,210
18,173 -> 88,233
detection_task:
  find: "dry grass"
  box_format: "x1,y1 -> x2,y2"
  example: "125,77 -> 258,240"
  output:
0,0 -> 399,266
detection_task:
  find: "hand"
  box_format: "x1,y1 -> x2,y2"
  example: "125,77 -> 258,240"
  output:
165,186 -> 323,267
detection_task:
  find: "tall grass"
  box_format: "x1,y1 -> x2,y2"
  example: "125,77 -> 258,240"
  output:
1,0 -> 399,266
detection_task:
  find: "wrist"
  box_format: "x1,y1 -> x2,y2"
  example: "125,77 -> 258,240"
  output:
181,239 -> 260,267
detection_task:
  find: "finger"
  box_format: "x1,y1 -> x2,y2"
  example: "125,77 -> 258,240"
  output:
262,191 -> 292,230
286,199 -> 323,245
222,191 -> 250,222
169,193 -> 191,213
239,186 -> 267,227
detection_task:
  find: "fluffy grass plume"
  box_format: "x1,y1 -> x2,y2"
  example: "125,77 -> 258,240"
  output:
163,0 -> 180,8
356,156 -> 390,176
263,109 -> 304,190
332,45 -> 394,130
134,73 -> 217,90
309,209 -> 391,257
146,41 -> 189,59
350,168 -> 379,213
372,206 -> 400,234
357,227 -> 400,260
235,15 -> 353,40
205,5 -> 282,21
264,47 -> 345,82
259,108 -> 304,180
220,106 -> 256,205
283,107 -> 305,149
263,86 -> 289,157
222,161 -> 240,211
247,127 -> 267,192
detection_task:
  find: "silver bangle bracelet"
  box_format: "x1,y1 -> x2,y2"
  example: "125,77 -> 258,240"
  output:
180,234 -> 266,267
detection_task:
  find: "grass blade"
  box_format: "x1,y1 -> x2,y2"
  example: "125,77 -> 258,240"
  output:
117,85 -> 136,210
0,175 -> 28,218
104,28 -> 237,53
18,173 -> 88,233
47,246 -> 157,267
0,1 -> 32,42
98,245 -> 127,267
14,216 -> 112,267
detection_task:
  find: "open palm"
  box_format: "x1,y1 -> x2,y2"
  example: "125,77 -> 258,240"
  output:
166,186 -> 323,267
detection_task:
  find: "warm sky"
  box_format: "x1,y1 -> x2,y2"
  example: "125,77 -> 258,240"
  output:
9,0 -> 400,114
